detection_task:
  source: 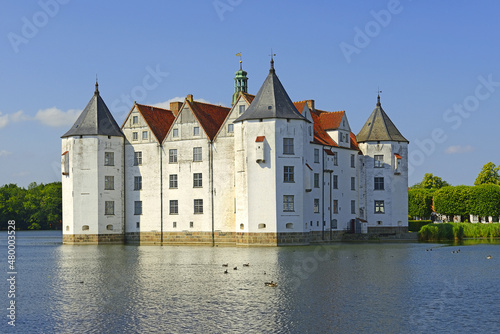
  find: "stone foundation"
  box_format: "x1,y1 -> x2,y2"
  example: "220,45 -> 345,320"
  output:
63,234 -> 124,244
63,228 -> 411,245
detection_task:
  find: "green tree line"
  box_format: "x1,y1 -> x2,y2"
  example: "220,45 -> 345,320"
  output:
0,182 -> 62,230
409,162 -> 500,221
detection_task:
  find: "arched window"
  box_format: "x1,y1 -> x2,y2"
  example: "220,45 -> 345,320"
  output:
258,223 -> 266,229
82,225 -> 89,231
286,223 -> 293,229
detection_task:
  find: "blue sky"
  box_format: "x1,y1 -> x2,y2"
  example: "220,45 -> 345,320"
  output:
1,0 -> 499,187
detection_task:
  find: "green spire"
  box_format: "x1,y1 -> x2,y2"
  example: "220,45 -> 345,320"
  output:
231,59 -> 248,106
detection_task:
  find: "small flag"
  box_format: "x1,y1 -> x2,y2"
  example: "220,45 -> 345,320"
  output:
236,53 -> 241,57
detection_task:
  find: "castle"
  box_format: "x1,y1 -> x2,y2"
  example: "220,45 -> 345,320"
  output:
61,58 -> 409,245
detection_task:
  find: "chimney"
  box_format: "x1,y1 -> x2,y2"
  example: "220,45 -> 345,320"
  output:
306,99 -> 315,111
170,101 -> 183,117
186,94 -> 193,102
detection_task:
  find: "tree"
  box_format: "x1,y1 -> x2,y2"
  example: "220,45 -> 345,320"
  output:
411,173 -> 450,189
408,189 -> 433,219
474,162 -> 499,186
468,184 -> 500,218
433,185 -> 471,218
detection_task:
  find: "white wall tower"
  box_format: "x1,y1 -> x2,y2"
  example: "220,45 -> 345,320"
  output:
61,82 -> 125,243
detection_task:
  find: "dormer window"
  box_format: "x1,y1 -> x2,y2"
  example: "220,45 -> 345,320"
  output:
239,105 -> 245,114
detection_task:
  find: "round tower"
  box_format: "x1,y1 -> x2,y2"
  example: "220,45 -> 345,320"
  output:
61,82 -> 125,244
356,95 -> 409,233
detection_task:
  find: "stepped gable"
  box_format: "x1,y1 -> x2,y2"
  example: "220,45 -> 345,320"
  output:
187,100 -> 231,140
235,58 -> 309,123
356,95 -> 408,143
134,103 -> 175,142
62,82 -> 123,138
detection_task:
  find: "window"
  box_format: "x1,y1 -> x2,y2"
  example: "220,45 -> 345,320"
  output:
104,176 -> 114,190
283,138 -> 294,155
190,221 -> 194,228
333,175 -> 338,189
340,134 -> 343,142
314,199 -> 320,213
105,201 -> 114,215
194,199 -> 203,214
134,152 -> 142,166
134,176 -> 142,190
351,177 -> 355,190
170,200 -> 178,214
375,200 -> 385,214
136,222 -> 140,229
283,195 -> 294,212
239,105 -> 245,114
134,201 -> 142,215
351,154 -> 355,168
374,155 -> 384,168
346,134 -> 349,145
106,225 -> 113,231
228,123 -> 234,133
169,149 -> 177,163
314,148 -> 320,163
333,200 -> 339,214
284,166 -> 294,183
333,152 -> 338,166
142,131 -> 148,140
82,225 -> 89,231
193,126 -> 200,136
193,147 -> 202,162
173,128 -> 179,138
374,177 -> 384,190
193,173 -> 202,187
169,174 -> 178,188
132,132 -> 138,141
173,221 -> 177,228
314,173 -> 320,188
258,223 -> 266,229
332,219 -> 338,229
351,200 -> 356,214
104,152 -> 114,166
132,116 -> 138,124
286,223 -> 293,229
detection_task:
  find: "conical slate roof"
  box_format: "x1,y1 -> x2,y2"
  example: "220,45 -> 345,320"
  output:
61,83 -> 123,138
356,96 -> 408,143
234,59 -> 309,123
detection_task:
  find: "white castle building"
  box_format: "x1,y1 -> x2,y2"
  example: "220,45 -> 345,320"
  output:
61,59 -> 409,245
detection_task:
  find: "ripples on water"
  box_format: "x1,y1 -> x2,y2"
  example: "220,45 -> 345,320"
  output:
1,231 -> 500,333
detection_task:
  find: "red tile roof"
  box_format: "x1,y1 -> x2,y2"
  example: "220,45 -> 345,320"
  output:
350,132 -> 360,151
293,101 -> 307,114
241,92 -> 255,105
135,103 -> 175,143
187,100 -> 231,141
318,111 -> 345,130
294,101 -> 337,147
255,136 -> 265,142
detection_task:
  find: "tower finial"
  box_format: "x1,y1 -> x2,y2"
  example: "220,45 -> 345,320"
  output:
269,50 -> 276,73
236,52 -> 242,70
95,75 -> 99,95
377,88 -> 382,106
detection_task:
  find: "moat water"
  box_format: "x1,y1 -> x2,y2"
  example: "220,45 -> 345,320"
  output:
1,231 -> 500,333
